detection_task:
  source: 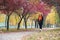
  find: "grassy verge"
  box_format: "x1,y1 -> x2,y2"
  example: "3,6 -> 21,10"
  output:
0,28 -> 36,33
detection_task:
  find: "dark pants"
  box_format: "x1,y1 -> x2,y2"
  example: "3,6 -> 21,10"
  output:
39,23 -> 42,29
38,21 -> 43,29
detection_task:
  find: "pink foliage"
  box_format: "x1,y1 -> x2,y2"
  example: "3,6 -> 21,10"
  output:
20,0 -> 51,16
0,0 -> 51,15
36,1 -> 51,16
22,2 -> 37,14
0,0 -> 28,14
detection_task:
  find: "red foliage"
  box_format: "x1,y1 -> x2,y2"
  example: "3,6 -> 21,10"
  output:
20,0 -> 51,16
0,0 -> 51,16
22,1 -> 37,14
0,0 -> 23,14
36,1 -> 51,15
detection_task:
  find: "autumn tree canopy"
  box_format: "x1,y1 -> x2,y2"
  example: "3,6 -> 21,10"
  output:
0,0 -> 51,30
42,0 -> 60,17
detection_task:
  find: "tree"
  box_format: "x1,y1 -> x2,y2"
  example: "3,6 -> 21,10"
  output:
46,6 -> 59,27
15,0 -> 51,29
42,0 -> 60,20
7,0 -> 37,29
0,0 -> 20,30
16,1 -> 37,29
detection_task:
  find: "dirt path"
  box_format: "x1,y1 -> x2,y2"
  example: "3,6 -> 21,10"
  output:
0,32 -> 35,40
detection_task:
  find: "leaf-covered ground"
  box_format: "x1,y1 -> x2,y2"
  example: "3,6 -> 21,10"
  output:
22,28 -> 60,40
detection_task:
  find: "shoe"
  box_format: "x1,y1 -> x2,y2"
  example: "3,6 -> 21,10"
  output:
40,29 -> 42,32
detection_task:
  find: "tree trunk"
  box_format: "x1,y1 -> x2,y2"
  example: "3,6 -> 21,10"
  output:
7,15 -> 10,31
35,20 -> 37,28
17,18 -> 22,30
31,23 -> 32,28
24,18 -> 27,29
36,21 -> 38,28
5,15 -> 7,27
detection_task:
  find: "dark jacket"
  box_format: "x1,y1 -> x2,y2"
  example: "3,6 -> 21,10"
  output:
38,16 -> 43,25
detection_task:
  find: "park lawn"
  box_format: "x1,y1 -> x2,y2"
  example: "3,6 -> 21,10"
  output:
22,28 -> 60,40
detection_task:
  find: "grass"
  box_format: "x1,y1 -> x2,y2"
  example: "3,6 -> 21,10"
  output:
0,28 -> 36,33
22,28 -> 60,40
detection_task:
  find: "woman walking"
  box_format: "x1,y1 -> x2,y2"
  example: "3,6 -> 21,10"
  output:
38,14 -> 43,31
